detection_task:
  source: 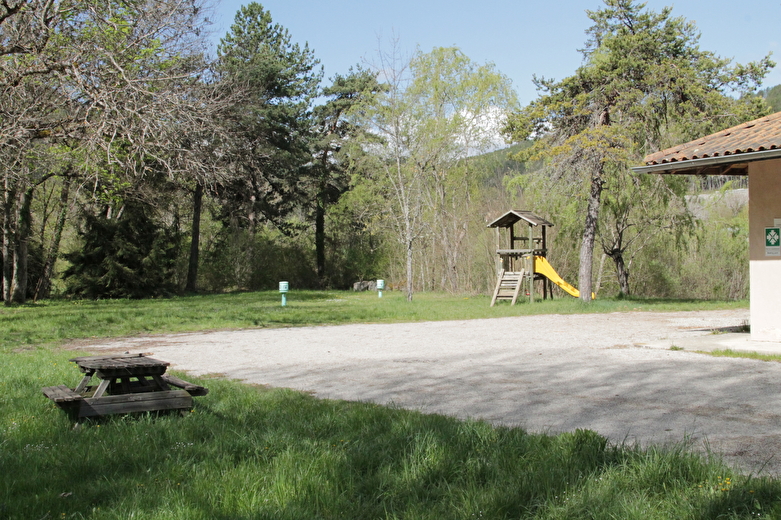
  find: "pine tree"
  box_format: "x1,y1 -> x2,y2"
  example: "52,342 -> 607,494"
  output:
504,0 -> 773,298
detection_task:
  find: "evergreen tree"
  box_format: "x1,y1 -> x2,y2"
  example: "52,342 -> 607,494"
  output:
63,203 -> 183,299
309,68 -> 384,285
761,84 -> 781,112
504,0 -> 773,298
216,2 -> 322,230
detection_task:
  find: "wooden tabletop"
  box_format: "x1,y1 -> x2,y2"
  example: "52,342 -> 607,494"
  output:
69,353 -> 169,378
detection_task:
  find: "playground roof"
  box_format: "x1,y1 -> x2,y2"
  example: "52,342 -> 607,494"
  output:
487,210 -> 554,229
633,111 -> 781,176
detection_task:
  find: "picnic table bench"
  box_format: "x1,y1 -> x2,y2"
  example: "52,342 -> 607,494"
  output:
42,353 -> 208,419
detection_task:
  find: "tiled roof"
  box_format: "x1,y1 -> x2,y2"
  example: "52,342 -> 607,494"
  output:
643,111 -> 781,166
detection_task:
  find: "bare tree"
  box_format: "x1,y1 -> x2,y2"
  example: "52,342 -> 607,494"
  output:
406,47 -> 516,293
361,40 -> 425,301
0,0 -> 233,303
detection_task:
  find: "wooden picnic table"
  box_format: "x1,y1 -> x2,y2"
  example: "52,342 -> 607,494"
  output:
42,353 -> 207,419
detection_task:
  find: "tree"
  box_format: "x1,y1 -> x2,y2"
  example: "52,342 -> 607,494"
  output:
406,47 -> 516,292
309,68 -> 384,285
63,201 -> 183,299
761,84 -> 781,112
597,168 -> 693,295
504,0 -> 773,300
357,40 -> 429,301
360,44 -> 516,299
215,2 -> 322,231
33,172 -> 73,301
0,0 -> 221,303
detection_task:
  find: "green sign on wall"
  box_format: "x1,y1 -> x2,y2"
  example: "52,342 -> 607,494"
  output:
766,227 -> 781,256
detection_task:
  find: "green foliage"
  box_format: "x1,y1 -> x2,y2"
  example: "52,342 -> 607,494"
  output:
356,45 -> 518,297
406,46 -> 518,157
308,67 -> 386,284
215,2 -> 322,227
310,67 -> 384,209
321,192 -> 390,288
760,84 -> 781,112
62,203 -> 183,299
1,0 -> 217,303
198,225 -> 319,291
5,1 -> 774,302
467,142 -> 532,189
503,0 -> 773,298
630,191 -> 749,300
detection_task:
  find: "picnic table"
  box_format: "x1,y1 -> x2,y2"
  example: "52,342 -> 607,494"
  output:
42,353 -> 208,419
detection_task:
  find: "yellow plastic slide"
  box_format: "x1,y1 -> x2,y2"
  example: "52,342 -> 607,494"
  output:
533,256 -> 593,299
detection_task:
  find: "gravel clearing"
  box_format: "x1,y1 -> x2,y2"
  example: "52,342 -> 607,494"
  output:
80,308 -> 781,475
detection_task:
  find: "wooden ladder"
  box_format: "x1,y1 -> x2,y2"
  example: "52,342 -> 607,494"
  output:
490,269 -> 525,306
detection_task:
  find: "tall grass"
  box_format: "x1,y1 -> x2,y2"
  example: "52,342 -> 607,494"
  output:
0,290 -> 746,352
3,349 -> 779,519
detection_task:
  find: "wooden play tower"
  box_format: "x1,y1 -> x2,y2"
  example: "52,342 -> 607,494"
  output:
488,210 -> 554,306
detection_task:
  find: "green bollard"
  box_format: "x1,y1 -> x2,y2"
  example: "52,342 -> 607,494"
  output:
377,279 -> 385,298
279,281 -> 289,306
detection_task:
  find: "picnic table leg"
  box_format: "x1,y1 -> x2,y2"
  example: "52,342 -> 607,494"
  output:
74,374 -> 93,394
152,375 -> 171,391
92,378 -> 111,398
118,377 -> 132,394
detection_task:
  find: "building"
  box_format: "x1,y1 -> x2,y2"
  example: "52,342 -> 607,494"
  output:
634,111 -> 781,341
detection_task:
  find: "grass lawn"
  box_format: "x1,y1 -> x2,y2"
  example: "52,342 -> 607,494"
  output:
3,291 -> 776,519
0,290 -> 748,353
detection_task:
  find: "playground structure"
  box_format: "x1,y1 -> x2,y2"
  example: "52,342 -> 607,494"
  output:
488,210 -> 589,305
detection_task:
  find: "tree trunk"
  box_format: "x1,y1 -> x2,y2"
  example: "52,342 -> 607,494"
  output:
10,187 -> 33,304
594,252 -> 607,295
34,177 -> 71,301
315,190 -> 326,286
578,170 -> 604,302
610,251 -> 630,296
2,182 -> 17,304
315,147 -> 331,287
404,177 -> 415,302
185,182 -> 203,293
405,234 -> 414,302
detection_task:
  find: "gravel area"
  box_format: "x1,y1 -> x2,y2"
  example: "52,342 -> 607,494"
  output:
80,308 -> 781,475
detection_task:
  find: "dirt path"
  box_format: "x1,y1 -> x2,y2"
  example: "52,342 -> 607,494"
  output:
78,308 -> 781,475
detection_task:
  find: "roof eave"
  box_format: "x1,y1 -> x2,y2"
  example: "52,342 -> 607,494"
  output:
487,210 -> 554,228
633,148 -> 781,175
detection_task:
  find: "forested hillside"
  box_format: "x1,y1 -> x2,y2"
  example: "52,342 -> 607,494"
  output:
761,84 -> 781,111
0,0 -> 776,304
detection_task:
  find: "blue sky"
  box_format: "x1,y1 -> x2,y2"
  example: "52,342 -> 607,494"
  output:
208,1 -> 781,105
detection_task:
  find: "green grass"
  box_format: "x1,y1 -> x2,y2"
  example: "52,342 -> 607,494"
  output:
703,349 -> 781,363
0,290 -> 747,353
3,349 -> 780,520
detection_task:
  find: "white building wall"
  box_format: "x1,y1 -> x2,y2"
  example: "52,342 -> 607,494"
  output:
749,158 -> 781,341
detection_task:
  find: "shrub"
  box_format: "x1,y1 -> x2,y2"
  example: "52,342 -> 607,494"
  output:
63,203 -> 183,298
